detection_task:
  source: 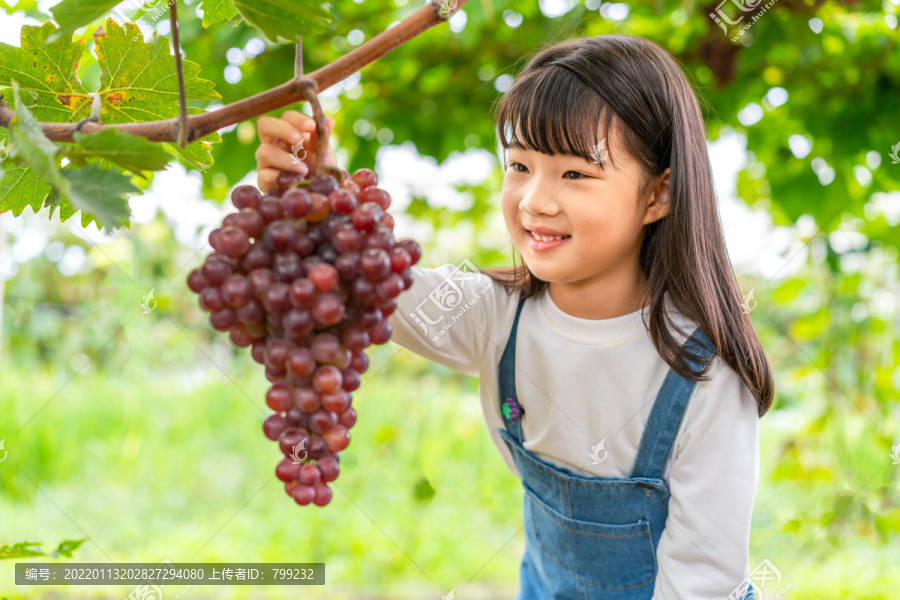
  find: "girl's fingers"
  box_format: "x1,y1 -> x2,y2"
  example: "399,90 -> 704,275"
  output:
257,115 -> 303,146
282,110 -> 334,135
255,142 -> 309,176
258,168 -> 282,194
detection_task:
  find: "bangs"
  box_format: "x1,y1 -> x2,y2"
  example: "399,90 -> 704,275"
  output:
494,65 -> 619,170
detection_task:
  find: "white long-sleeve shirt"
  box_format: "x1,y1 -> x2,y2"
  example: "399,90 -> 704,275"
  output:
388,263 -> 760,599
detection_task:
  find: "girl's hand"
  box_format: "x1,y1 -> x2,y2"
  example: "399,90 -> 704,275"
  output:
255,109 -> 338,194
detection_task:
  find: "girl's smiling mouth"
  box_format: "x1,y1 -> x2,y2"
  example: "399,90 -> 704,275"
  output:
525,226 -> 571,251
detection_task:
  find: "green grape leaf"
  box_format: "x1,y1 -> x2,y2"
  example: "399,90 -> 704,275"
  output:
230,0 -> 332,44
91,19 -> 223,170
46,0 -> 121,44
201,0 -> 240,28
7,80 -> 133,230
67,128 -> 174,176
0,21 -> 221,228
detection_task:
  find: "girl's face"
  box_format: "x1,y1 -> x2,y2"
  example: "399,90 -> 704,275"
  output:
500,128 -> 669,286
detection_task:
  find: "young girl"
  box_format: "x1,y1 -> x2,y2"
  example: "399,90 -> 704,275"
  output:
256,34 -> 773,600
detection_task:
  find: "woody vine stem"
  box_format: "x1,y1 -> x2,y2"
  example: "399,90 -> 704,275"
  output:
0,0 -> 467,146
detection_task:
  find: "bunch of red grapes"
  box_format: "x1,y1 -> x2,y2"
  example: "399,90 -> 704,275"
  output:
186,167 -> 421,507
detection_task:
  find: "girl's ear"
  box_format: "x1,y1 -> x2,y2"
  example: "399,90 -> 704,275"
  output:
642,168 -> 671,225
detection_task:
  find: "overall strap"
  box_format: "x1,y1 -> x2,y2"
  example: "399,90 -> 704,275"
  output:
629,326 -> 718,480
497,294 -> 528,443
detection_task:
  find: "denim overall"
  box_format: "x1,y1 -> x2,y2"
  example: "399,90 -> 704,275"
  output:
496,295 -> 756,600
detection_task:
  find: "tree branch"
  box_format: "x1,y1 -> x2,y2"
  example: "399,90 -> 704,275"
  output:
0,0 -> 467,145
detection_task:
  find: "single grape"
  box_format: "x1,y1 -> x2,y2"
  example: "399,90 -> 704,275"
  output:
294,386 -> 322,412
277,170 -> 305,194
360,187 -> 391,211
352,168 -> 378,189
187,269 -> 208,293
278,428 -> 311,457
312,482 -> 333,506
291,484 -> 316,505
349,350 -> 369,374
200,287 -> 226,312
266,381 -> 294,412
323,425 -> 350,452
390,247 -> 411,273
307,193 -> 330,222
242,242 -> 272,270
201,256 -> 232,286
282,188 -> 312,219
359,248 -> 391,282
308,263 -> 339,292
222,275 -> 252,308
309,173 -> 339,196
262,282 -> 292,314
369,318 -> 392,345
265,221 -> 295,252
397,239 -> 422,265
265,339 -> 292,371
259,195 -> 285,223
263,412 -> 286,441
312,365 -> 343,394
316,455 -> 340,483
229,325 -> 254,347
308,409 -> 338,435
210,309 -> 237,331
311,292 -> 345,326
276,457 -> 301,482
337,406 -> 358,429
233,209 -> 266,239
298,463 -> 321,485
321,391 -> 351,413
341,368 -> 361,392
232,185 -> 262,210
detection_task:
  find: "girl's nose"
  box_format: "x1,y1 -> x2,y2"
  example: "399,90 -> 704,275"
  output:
518,186 -> 560,217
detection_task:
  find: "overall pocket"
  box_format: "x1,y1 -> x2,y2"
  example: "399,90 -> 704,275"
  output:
522,480 -> 657,592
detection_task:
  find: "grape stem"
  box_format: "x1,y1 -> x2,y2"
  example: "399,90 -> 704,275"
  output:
299,80 -> 329,178
0,0 -> 469,145
169,0 -> 190,149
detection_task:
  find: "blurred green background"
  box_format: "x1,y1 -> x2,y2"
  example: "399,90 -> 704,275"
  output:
1,0 -> 899,598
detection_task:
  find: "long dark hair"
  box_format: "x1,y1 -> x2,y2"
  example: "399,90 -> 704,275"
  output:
484,34 -> 774,417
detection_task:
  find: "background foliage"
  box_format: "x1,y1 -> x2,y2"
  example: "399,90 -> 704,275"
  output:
1,0 -> 899,597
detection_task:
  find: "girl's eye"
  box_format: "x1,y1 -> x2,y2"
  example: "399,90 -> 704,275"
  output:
508,163 -> 588,180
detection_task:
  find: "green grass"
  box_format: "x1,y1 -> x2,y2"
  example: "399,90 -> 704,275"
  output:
2,336 -> 898,599
0,342 -> 523,599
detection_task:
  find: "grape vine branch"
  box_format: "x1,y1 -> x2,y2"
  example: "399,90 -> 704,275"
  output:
0,0 -> 467,144
0,0 -> 467,231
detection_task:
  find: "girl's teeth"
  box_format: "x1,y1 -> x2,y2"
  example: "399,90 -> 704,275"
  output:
531,231 -> 568,242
